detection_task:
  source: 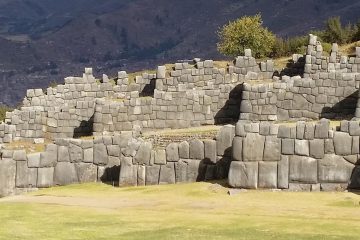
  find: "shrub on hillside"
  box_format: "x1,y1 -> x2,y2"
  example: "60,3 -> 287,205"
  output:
0,105 -> 12,122
217,14 -> 276,58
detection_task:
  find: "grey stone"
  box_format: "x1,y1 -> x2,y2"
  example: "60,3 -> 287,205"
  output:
189,139 -> 204,160
175,160 -> 188,183
216,125 -> 235,156
278,156 -> 289,189
243,133 -> 265,161
157,66 -> 166,79
13,150 -> 27,161
309,139 -> 325,159
282,139 -> 295,155
40,144 -> 58,167
318,155 -> 354,183
205,165 -> 216,181
146,165 -> 160,185
134,142 -> 152,165
278,125 -> 290,138
320,183 -> 347,192
304,123 -> 315,140
179,141 -> 190,159
186,159 -> 206,182
166,143 -> 179,162
54,162 -> 78,186
27,153 -> 41,168
314,119 -> 329,139
37,168 -> 54,188
203,140 -> 217,163
83,148 -> 93,163
58,146 -> 70,162
16,161 -> 37,188
295,140 -> 309,156
235,121 -> 247,137
296,121 -> 306,139
154,149 -> 166,165
119,157 -> 137,187
263,136 -> 280,161
159,163 -> 176,184
333,132 -> 352,156
137,165 -> 146,186
232,137 -> 243,161
76,163 -> 97,183
0,159 -> 16,196
289,156 -> 318,183
107,145 -> 121,157
325,139 -> 335,154
258,162 -> 277,189
94,144 -> 108,165
228,161 -> 258,189
288,183 -> 311,192
69,143 -> 83,163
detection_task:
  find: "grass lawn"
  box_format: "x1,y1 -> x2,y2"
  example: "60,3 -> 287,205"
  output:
0,182 -> 360,240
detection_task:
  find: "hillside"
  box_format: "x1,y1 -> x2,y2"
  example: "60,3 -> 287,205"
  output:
1,0 -> 360,105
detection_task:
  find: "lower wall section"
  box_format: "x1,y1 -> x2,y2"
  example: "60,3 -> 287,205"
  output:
228,120 -> 360,191
0,125 -> 235,197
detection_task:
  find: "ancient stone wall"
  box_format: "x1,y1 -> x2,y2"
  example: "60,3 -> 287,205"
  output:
0,56 -> 273,142
228,119 -> 360,191
0,125 -> 235,197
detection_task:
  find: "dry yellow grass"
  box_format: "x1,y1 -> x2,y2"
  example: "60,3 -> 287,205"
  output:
3,139 -> 51,153
0,182 -> 360,239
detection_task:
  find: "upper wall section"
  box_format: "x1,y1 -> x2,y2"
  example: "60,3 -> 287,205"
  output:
1,54 -> 274,142
239,35 -> 360,122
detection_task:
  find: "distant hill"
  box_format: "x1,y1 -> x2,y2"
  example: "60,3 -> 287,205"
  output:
0,0 -> 360,105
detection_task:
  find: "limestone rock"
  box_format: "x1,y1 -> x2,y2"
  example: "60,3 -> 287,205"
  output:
228,161 -> 258,189
289,156 -> 317,183
243,133 -> 265,161
178,141 -> 189,159
16,161 -> 37,188
76,163 -> 97,183
159,163 -> 175,184
37,168 -> 54,188
333,132 -> 352,156
216,125 -> 235,156
134,142 -> 152,165
318,155 -> 354,183
119,157 -> 137,187
54,162 -> 78,186
146,165 -> 160,185
0,159 -> 16,196
263,136 -> 280,161
94,144 -> 108,165
189,139 -> 204,160
166,143 -> 179,162
258,162 -> 277,188
232,137 -> 243,161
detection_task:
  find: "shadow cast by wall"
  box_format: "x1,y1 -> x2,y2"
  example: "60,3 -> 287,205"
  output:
140,78 -> 156,97
73,115 -> 94,138
99,165 -> 120,186
276,56 -> 305,78
348,165 -> 360,192
197,147 -> 232,186
214,84 -> 243,125
320,90 -> 358,120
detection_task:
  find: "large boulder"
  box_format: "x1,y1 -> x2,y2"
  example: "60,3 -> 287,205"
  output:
76,163 -> 97,183
54,162 -> 79,186
119,157 -> 137,187
258,162 -> 277,188
40,144 -> 57,167
228,161 -> 258,189
232,137 -> 243,161
289,156 -> 317,183
333,132 -> 352,156
166,143 -> 179,162
134,142 -> 152,165
318,155 -> 354,183
16,161 -> 37,188
178,141 -> 189,159
189,139 -> 204,160
0,159 -> 16,196
278,156 -> 289,189
94,144 -> 108,165
146,165 -> 160,185
263,136 -> 280,161
37,167 -> 54,188
243,133 -> 265,161
203,140 -> 217,163
159,163 -> 176,184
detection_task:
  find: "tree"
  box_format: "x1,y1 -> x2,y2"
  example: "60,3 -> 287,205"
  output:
217,14 -> 275,58
323,16 -> 354,44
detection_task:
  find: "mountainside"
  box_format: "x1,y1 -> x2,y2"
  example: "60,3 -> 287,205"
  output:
1,0 -> 360,105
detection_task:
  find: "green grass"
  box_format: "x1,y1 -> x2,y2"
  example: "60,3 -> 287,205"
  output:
0,182 -> 360,239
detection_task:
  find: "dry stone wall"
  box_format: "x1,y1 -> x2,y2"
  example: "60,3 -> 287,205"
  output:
0,54 -> 274,142
0,125 -> 235,197
228,119 -> 360,191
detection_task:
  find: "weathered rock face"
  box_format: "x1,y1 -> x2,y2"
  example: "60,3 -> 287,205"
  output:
228,161 -> 258,189
318,155 -> 354,183
243,133 -> 265,161
0,159 -> 16,196
54,162 -> 79,186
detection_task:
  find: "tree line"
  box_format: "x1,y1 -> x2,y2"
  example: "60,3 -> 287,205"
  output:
217,14 -> 360,59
